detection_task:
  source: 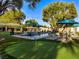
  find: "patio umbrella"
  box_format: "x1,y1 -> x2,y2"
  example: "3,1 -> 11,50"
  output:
57,19 -> 79,42
57,20 -> 78,24
73,24 -> 79,27
72,24 -> 79,33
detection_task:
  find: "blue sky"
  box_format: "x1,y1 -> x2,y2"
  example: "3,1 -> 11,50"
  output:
21,0 -> 79,26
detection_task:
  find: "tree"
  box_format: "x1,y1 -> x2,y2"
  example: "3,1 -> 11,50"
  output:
0,9 -> 25,24
42,2 -> 78,28
0,9 -> 25,34
0,0 -> 40,35
25,19 -> 39,27
0,0 -> 41,15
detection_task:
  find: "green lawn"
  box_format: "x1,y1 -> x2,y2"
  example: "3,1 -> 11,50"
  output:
1,32 -> 79,59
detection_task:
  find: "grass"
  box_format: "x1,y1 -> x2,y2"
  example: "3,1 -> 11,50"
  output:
1,32 -> 79,59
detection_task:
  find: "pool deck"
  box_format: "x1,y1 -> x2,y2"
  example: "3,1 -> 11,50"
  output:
12,33 -> 61,41
12,33 -> 49,40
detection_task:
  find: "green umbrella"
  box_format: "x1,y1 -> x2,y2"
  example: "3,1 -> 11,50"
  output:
73,24 -> 79,27
57,20 -> 79,42
57,20 -> 78,24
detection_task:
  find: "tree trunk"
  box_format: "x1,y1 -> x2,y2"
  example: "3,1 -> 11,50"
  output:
10,28 -> 14,35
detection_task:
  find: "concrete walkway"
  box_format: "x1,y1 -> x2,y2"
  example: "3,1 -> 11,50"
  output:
0,38 -> 5,41
0,55 -> 2,59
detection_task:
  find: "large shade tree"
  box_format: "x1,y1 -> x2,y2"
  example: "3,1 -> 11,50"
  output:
0,10 -> 25,24
0,9 -> 25,34
25,19 -> 39,27
42,2 -> 78,28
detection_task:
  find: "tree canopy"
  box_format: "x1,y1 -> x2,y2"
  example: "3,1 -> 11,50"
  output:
0,0 -> 41,15
42,2 -> 78,28
25,19 -> 39,27
0,9 -> 25,24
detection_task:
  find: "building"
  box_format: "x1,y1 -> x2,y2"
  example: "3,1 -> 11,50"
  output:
23,26 -> 52,32
0,23 -> 22,32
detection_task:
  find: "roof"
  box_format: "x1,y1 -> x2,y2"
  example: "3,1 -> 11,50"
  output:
0,23 -> 21,28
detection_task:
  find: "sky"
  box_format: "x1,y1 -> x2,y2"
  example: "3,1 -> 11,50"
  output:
21,0 -> 79,26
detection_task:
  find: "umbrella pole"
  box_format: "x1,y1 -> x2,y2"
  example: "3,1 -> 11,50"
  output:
66,27 -> 67,41
65,24 -> 68,42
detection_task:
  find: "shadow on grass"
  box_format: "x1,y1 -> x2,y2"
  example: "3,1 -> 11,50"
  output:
1,32 -> 79,59
59,41 -> 79,55
5,40 -> 60,59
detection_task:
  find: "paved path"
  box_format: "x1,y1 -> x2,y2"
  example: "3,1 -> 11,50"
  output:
0,55 -> 2,59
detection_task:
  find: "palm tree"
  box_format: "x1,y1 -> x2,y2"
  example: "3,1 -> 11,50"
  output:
0,0 -> 41,15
